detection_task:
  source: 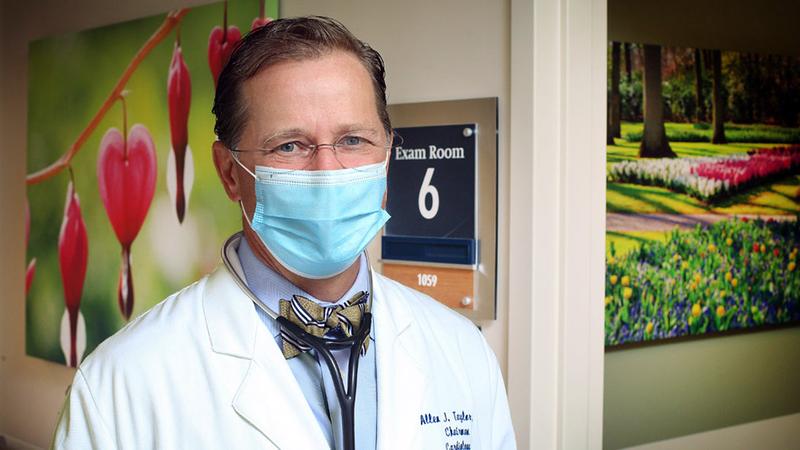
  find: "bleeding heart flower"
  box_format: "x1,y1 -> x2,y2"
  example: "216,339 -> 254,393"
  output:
168,42 -> 192,223
97,125 -> 157,247
208,25 -> 241,88
58,181 -> 88,367
25,196 -> 36,295
26,258 -> 36,296
251,16 -> 272,31
97,124 -> 157,319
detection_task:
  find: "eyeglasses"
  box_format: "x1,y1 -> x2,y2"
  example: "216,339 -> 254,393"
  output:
231,133 -> 391,170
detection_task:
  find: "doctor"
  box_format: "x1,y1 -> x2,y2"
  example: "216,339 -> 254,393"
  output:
52,16 -> 515,450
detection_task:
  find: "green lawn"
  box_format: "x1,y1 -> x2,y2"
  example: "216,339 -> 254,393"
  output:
606,230 -> 670,258
619,121 -> 800,144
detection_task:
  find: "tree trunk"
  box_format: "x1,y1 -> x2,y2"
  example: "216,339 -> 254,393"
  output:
610,42 -> 622,139
752,53 -> 762,123
624,43 -> 632,82
639,44 -> 676,158
607,116 -> 616,145
711,49 -> 727,144
694,48 -> 706,122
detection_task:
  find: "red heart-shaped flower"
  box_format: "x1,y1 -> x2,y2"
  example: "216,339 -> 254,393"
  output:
97,124 -> 157,247
208,25 -> 241,88
168,43 -> 192,222
58,181 -> 88,313
58,181 -> 88,367
168,43 -> 191,154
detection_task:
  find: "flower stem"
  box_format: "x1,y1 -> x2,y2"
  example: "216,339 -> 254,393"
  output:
223,0 -> 228,40
26,8 -> 190,185
120,93 -> 128,160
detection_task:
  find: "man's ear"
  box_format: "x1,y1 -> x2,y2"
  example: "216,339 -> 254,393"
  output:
212,141 -> 241,201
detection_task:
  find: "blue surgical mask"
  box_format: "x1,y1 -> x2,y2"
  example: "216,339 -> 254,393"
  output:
235,159 -> 390,279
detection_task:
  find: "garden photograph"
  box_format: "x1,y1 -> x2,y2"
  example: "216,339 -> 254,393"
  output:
605,42 -> 800,346
25,0 -> 278,367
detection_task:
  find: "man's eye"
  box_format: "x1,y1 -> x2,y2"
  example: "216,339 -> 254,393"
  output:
276,142 -> 299,153
341,136 -> 363,147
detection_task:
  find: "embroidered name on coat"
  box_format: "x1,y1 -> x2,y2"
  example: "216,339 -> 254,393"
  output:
419,409 -> 474,448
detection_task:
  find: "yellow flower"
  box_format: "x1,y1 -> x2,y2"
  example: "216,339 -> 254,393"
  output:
621,275 -> 630,287
716,305 -> 726,317
760,244 -> 766,253
726,238 -> 733,246
732,278 -> 738,287
605,296 -> 612,306
692,303 -> 702,317
623,287 -> 633,300
719,290 -> 726,298
789,262 -> 796,272
708,243 -> 717,253
694,272 -> 702,283
681,261 -> 689,270
725,271 -> 732,282
646,322 -> 654,334
608,256 -> 616,265
610,275 -> 618,285
791,252 -> 797,261
673,254 -> 680,262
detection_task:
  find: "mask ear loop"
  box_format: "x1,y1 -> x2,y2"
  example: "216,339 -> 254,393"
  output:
383,130 -> 401,172
230,150 -> 258,179
229,150 -> 258,230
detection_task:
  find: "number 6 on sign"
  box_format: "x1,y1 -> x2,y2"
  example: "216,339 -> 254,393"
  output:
418,168 -> 439,219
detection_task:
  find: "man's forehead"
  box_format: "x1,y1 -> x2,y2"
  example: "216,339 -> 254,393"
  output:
236,50 -> 383,146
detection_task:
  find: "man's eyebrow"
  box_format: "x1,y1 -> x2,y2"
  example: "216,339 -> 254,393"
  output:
335,124 -> 382,135
256,128 -> 307,148
255,125 -> 383,148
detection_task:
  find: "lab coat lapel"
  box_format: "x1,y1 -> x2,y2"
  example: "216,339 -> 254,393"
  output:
232,323 -> 329,449
203,257 -> 327,449
372,274 -> 428,449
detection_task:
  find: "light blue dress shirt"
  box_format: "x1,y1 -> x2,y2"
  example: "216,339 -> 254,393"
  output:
237,238 -> 377,450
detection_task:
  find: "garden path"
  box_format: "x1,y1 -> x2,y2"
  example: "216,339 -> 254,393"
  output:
607,212 -> 797,232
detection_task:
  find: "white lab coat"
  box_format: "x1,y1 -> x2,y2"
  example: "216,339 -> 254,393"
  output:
51,240 -> 516,449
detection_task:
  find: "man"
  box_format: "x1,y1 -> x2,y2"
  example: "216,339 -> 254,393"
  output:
52,16 -> 515,450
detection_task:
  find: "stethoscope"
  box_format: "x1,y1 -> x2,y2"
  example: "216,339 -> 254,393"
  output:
221,233 -> 371,450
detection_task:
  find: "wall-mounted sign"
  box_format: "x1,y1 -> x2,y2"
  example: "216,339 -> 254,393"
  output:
384,124 -> 477,265
381,98 -> 497,321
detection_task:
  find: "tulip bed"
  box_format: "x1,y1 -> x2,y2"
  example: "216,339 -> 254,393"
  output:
608,145 -> 800,202
605,217 -> 800,346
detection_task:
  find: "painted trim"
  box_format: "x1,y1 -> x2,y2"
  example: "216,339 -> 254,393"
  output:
508,0 -> 606,447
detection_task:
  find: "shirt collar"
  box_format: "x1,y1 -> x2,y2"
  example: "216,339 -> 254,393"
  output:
236,236 -> 370,336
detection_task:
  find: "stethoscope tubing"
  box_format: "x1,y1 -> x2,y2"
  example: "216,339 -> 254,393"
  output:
277,314 -> 371,450
221,234 -> 370,450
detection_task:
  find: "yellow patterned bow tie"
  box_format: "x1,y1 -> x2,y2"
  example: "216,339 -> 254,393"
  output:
278,291 -> 370,359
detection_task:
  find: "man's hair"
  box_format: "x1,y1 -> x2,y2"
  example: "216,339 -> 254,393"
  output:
212,16 -> 391,148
